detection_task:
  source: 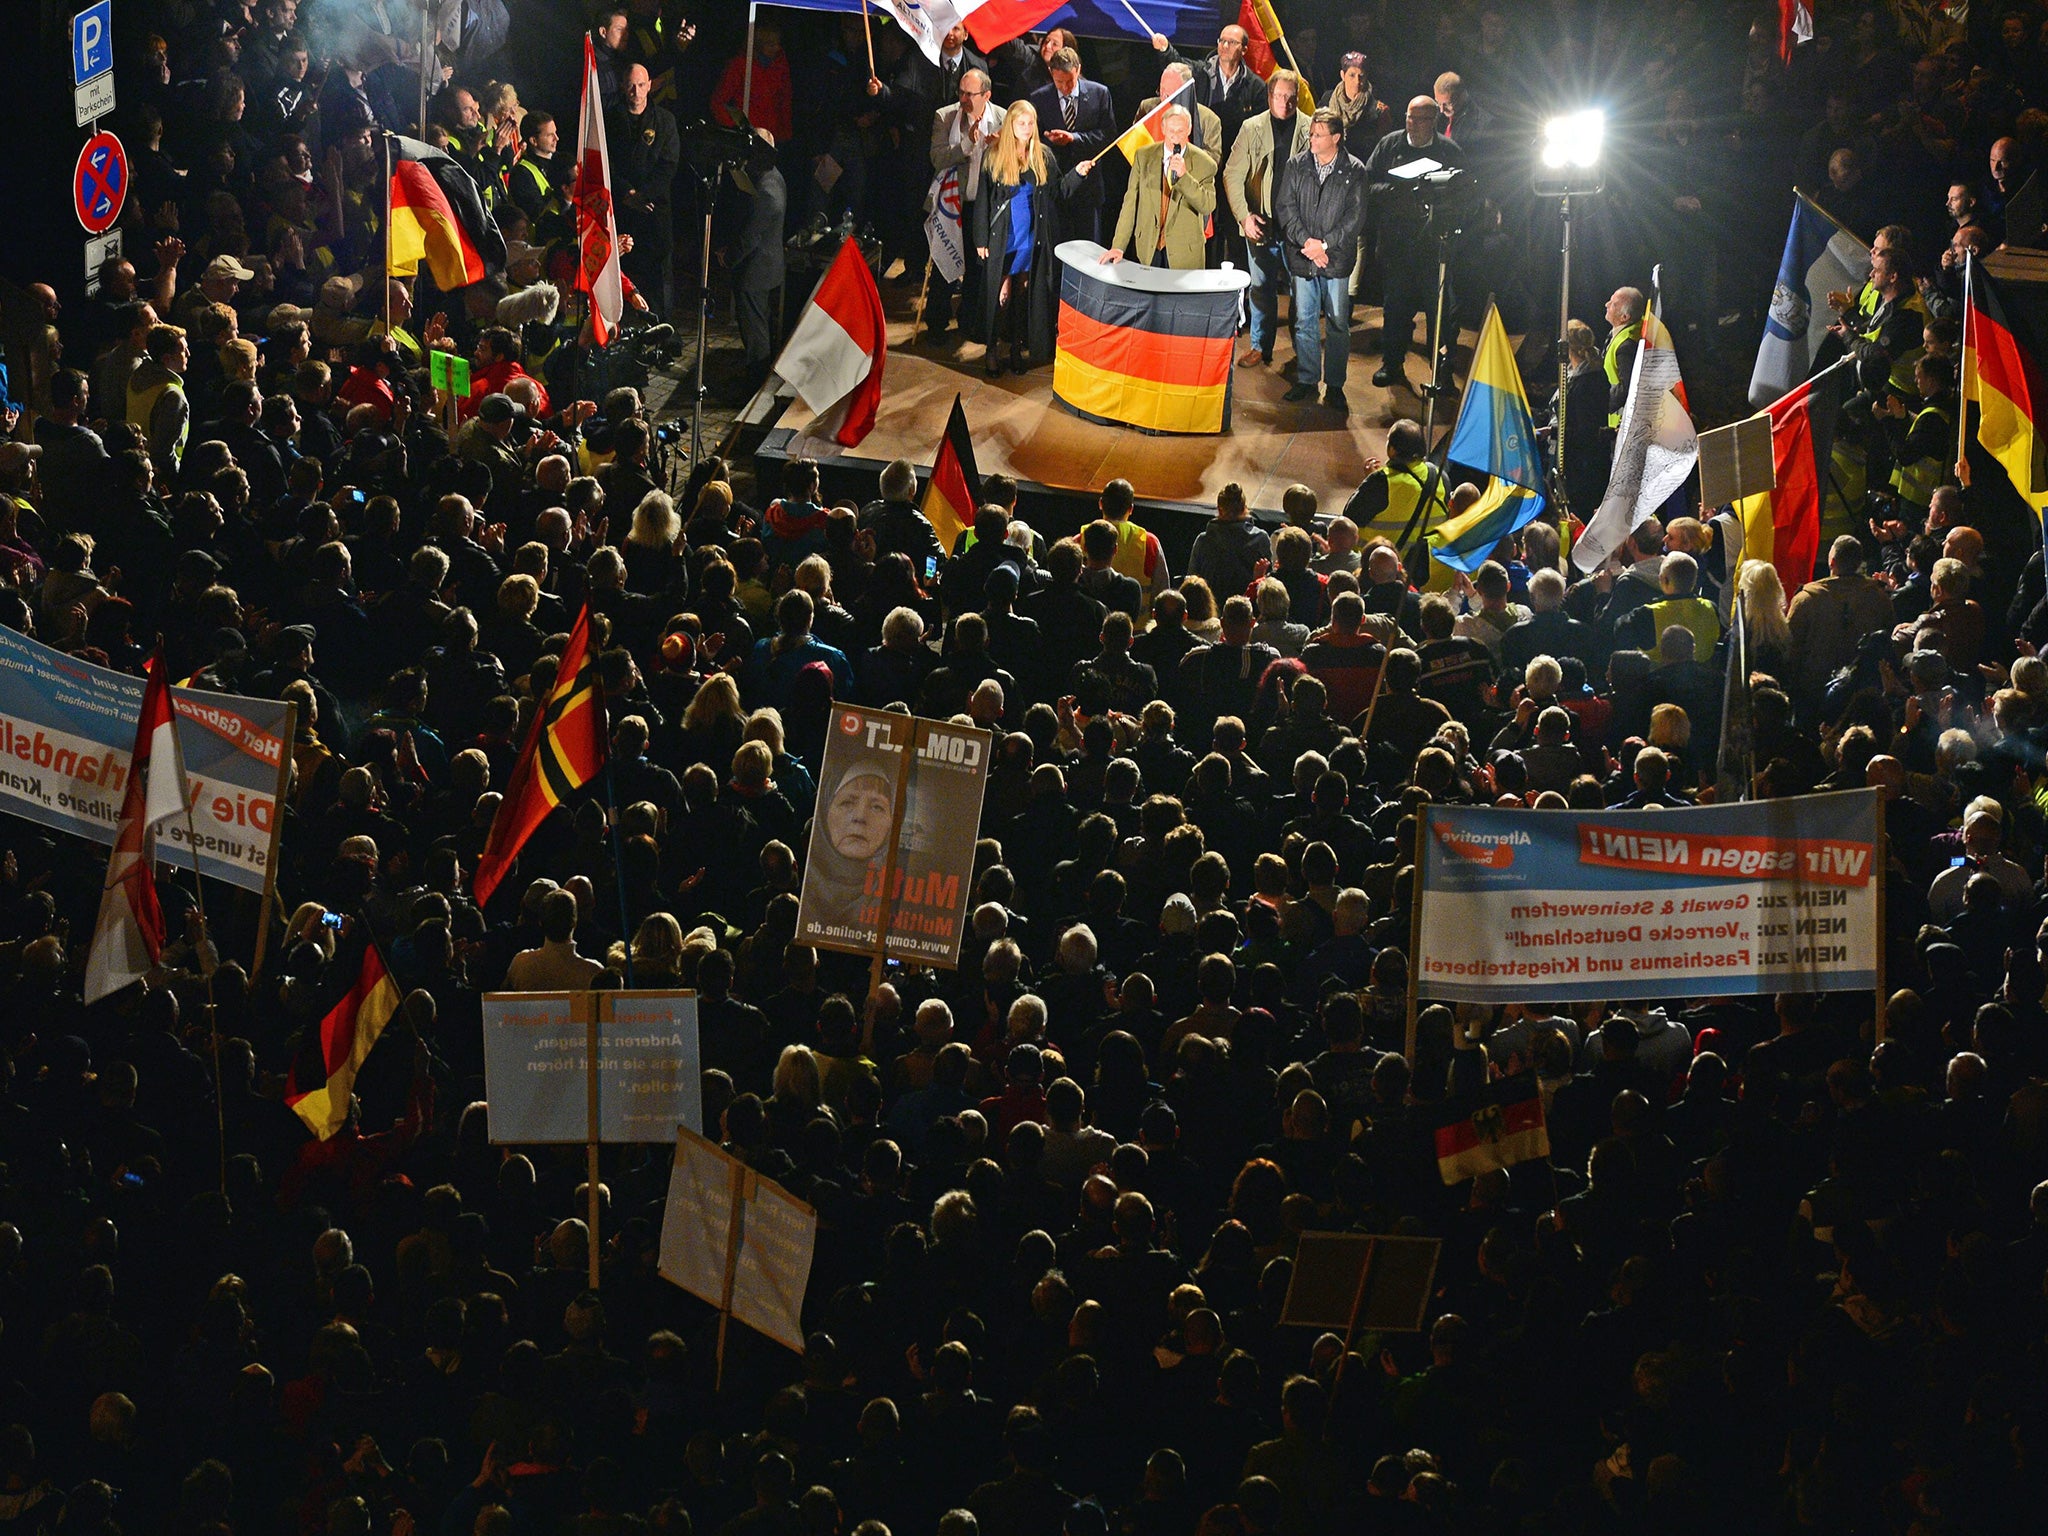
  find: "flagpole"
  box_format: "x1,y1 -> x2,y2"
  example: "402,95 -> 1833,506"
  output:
384,133 -> 395,334
859,0 -> 876,79
418,0 -> 432,135
1116,0 -> 1161,43
1959,251 -> 1972,488
166,686 -> 226,1192
742,3 -> 757,120
585,993 -> 603,1292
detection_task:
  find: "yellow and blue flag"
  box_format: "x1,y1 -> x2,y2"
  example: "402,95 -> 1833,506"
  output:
1430,304 -> 1547,574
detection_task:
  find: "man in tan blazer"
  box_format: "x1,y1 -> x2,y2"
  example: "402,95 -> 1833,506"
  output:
1223,70 -> 1309,367
1099,106 -> 1216,270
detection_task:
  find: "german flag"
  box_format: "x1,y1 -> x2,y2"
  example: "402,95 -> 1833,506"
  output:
1239,0 -> 1314,110
1735,357 -> 1850,600
1103,77 -> 1198,164
921,395 -> 981,555
1963,263 -> 2048,521
1053,260 -> 1238,435
388,135 -> 505,292
1435,1074 -> 1549,1185
286,945 -> 403,1140
473,604 -> 606,907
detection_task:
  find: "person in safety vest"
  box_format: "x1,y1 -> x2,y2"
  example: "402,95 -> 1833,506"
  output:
510,112 -> 571,239
128,324 -> 191,474
1601,286 -> 1645,429
1878,353 -> 1958,522
1622,551 -> 1721,664
1097,478 -> 1171,618
1341,418 -> 1447,576
1828,224 -> 1927,389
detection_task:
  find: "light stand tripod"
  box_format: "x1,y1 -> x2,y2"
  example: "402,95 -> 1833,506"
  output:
1533,110 -> 1604,539
1413,169 -> 1468,447
674,140 -> 750,471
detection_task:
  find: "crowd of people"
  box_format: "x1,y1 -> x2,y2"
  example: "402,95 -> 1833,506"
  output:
8,4 -> 2048,1536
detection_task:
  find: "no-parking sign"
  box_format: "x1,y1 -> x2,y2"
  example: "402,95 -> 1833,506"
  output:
74,130 -> 126,234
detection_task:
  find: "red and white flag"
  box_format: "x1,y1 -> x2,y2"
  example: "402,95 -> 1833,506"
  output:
85,657 -> 190,1004
775,236 -> 886,448
576,34 -> 625,345
1779,0 -> 1813,63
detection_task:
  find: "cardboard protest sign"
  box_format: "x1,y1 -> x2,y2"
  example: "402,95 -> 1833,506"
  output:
796,705 -> 991,968
482,991 -> 702,1143
1281,1234 -> 1442,1334
1416,789 -> 1880,1004
659,1127 -> 816,1356
0,625 -> 291,892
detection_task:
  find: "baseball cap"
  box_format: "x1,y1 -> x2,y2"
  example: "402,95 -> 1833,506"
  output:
478,393 -> 525,425
205,254 -> 257,282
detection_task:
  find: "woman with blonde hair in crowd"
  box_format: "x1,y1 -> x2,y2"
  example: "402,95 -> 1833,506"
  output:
678,672 -> 746,772
1736,561 -> 1793,684
970,98 -> 1093,375
609,912 -> 686,987
623,490 -> 682,594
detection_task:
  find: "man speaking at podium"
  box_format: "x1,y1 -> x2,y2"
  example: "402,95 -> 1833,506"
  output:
1100,105 -> 1217,270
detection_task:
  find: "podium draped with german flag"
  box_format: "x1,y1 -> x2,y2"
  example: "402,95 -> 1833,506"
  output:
1051,240 -> 1250,436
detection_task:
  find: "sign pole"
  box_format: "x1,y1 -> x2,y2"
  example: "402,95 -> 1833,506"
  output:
715,1160 -> 750,1393
1359,652 -> 1391,744
1405,816 -> 1426,1064
248,701 -> 296,981
866,723 -> 916,1002
1873,789 -> 1888,1042
167,694 -> 225,1191
584,993 -> 602,1290
1323,1237 -> 1377,1434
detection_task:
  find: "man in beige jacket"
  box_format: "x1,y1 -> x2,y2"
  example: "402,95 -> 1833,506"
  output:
1223,70 -> 1309,367
1100,106 -> 1216,270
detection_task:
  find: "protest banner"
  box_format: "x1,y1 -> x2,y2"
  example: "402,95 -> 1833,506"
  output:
481,991 -> 703,1144
483,989 -> 703,1289
796,705 -> 992,974
659,1126 -> 818,1384
0,625 -> 290,893
1414,790 -> 1881,1025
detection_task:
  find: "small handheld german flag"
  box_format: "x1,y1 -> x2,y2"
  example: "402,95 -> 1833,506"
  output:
1102,76 -> 1198,165
388,134 -> 507,292
1435,1074 -> 1549,1185
287,943 -> 403,1141
920,395 -> 981,556
473,604 -> 606,907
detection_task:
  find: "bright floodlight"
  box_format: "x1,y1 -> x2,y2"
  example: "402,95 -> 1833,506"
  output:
1541,110 -> 1605,169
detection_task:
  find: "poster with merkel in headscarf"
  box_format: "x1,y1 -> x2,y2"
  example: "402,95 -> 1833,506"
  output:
796,705 -> 992,969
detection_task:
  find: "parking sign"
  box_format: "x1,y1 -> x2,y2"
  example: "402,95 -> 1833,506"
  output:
73,2 -> 113,84
73,2 -> 115,125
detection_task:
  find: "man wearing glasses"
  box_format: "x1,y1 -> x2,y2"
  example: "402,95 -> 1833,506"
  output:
930,70 -> 1006,339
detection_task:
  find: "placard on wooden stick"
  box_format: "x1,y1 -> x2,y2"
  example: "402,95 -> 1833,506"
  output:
1280,1233 -> 1442,1334
1697,414 -> 1776,511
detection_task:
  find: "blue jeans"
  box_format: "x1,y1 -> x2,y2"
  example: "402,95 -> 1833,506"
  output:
1292,270 -> 1350,391
1244,240 -> 1285,356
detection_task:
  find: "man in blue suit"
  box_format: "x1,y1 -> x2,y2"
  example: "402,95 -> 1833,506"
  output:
1029,46 -> 1116,241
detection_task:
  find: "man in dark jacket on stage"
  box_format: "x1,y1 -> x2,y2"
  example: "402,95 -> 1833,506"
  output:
1276,110 -> 1367,412
608,64 -> 681,317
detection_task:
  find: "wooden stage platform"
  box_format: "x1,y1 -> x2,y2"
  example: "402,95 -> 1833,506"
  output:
744,278 -> 1500,559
